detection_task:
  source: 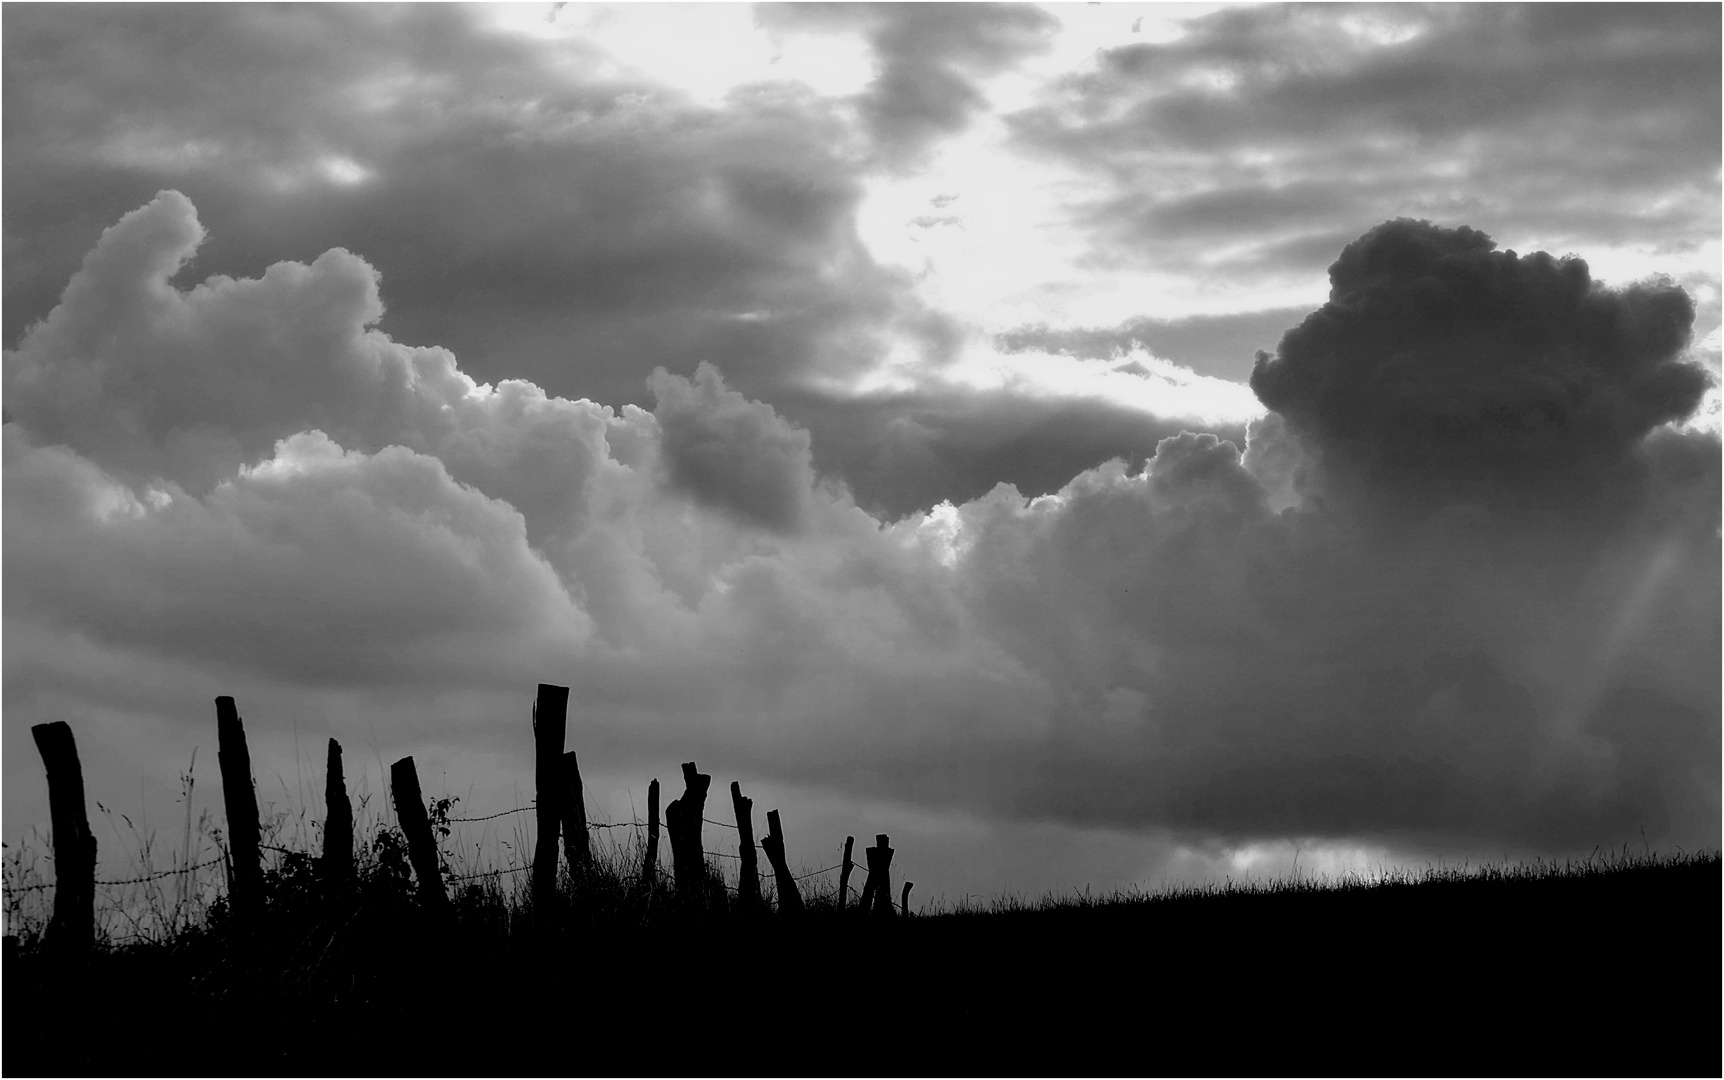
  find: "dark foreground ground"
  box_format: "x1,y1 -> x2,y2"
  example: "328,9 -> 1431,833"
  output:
6,856 -> 1719,1077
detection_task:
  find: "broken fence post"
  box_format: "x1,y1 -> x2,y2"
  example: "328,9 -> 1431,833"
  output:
865,834 -> 895,918
390,756 -> 450,912
532,683 -> 569,917
838,835 -> 855,912
901,881 -> 913,918
561,751 -> 591,872
215,697 -> 262,921
761,809 -> 803,915
643,778 -> 660,890
731,782 -> 762,913
664,761 -> 711,903
322,738 -> 353,887
31,722 -> 95,956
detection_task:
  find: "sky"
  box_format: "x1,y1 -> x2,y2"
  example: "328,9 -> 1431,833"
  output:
3,2 -> 1719,904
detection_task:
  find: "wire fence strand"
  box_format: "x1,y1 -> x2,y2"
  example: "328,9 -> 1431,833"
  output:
6,806 -> 871,897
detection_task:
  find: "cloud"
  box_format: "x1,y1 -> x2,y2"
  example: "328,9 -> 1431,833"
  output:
757,3 -> 1060,166
4,428 -> 588,691
4,200 -> 1717,895
0,4 -> 943,411
1251,218 -> 1710,516
777,382 -> 1248,520
1009,4 -> 1720,296
649,362 -> 817,534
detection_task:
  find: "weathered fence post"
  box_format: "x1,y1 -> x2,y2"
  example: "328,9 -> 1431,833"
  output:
901,881 -> 913,918
730,781 -> 762,912
837,835 -> 855,912
30,722 -> 95,955
864,834 -> 895,918
664,762 -> 711,903
560,751 -> 591,872
531,683 -> 569,917
215,697 -> 262,920
322,738 -> 353,887
643,778 -> 660,889
760,809 -> 803,915
390,757 -> 449,912
859,852 -> 876,913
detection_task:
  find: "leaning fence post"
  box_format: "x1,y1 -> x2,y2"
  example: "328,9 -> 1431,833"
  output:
531,683 -> 569,917
322,739 -> 353,888
215,697 -> 262,921
560,751 -> 591,872
730,782 -> 762,913
837,835 -> 855,912
760,809 -> 803,915
664,762 -> 711,903
30,722 -> 95,955
643,778 -> 660,890
390,757 -> 449,912
865,834 -> 895,918
901,881 -> 913,918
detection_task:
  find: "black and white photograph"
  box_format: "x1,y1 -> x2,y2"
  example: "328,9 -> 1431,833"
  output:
3,3 -> 1719,1075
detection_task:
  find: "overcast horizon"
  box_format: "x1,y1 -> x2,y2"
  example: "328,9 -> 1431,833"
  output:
4,2 -> 1720,903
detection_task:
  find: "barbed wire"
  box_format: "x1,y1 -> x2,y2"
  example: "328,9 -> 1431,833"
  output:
793,862 -> 845,882
442,807 -> 761,836
447,807 -> 534,824
446,865 -> 532,883
3,856 -> 228,893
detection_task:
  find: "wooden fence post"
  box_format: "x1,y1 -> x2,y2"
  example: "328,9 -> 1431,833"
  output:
215,697 -> 262,920
837,835 -> 855,912
560,751 -> 591,872
858,849 -> 875,913
760,809 -> 803,915
643,778 -> 660,889
864,834 -> 895,918
531,683 -> 569,916
900,881 -> 913,918
322,738 -> 353,887
390,757 -> 449,911
664,761 -> 711,902
730,782 -> 762,912
30,722 -> 95,955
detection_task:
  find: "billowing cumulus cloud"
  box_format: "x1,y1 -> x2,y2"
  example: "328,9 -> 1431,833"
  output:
649,362 -> 817,534
1252,218 -> 1710,516
5,197 -> 1717,892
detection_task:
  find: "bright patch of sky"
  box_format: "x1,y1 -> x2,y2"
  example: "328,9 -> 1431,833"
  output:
482,2 -> 875,103
851,333 -> 1264,428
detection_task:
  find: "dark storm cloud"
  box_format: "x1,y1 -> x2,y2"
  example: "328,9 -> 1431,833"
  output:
0,3 -> 944,410
1251,218 -> 1709,515
649,362 -> 817,534
756,2 -> 1060,166
1010,3 -> 1720,289
777,384 -> 1247,520
997,305 -> 1312,383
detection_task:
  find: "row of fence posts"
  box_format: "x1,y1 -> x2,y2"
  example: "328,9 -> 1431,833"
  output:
23,683 -> 913,954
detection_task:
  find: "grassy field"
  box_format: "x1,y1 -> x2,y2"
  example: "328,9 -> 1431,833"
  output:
4,819 -> 1717,1077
